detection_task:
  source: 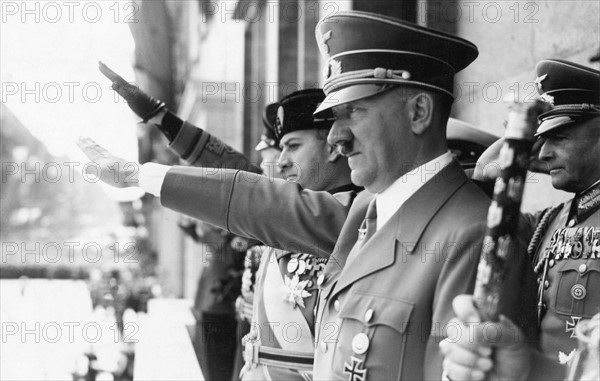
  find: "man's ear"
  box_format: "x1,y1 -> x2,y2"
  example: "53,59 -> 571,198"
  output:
405,92 -> 434,135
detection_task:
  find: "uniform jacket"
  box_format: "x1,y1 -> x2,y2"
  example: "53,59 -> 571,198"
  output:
526,200 -> 600,362
313,161 -> 535,380
167,120 -> 261,381
169,120 -> 261,172
161,161 -> 536,380
162,167 -> 353,258
244,184 -> 359,381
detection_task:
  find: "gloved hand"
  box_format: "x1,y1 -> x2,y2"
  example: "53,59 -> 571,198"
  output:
99,61 -> 165,122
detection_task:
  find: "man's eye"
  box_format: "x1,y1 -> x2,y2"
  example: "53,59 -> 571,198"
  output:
551,135 -> 567,142
348,105 -> 363,116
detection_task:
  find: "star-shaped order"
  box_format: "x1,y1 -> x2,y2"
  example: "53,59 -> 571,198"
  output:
283,274 -> 312,309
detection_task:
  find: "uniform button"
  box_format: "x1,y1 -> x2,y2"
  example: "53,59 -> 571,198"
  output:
352,333 -> 370,355
364,309 -> 374,323
549,259 -> 555,268
544,280 -> 550,289
320,341 -> 327,353
317,274 -> 325,286
568,219 -> 576,227
307,280 -> 313,288
579,264 -> 587,274
334,299 -> 340,312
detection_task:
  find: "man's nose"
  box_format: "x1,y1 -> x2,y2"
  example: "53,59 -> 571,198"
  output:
277,150 -> 291,170
538,138 -> 553,162
327,121 -> 353,155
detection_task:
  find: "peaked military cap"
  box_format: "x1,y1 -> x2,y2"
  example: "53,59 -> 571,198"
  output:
447,118 -> 499,169
274,89 -> 334,140
313,11 -> 479,116
534,59 -> 600,136
255,102 -> 280,152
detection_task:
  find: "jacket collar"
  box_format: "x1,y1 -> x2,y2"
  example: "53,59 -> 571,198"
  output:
328,160 -> 469,299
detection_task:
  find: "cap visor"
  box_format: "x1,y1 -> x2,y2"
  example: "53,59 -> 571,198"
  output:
313,84 -> 394,117
535,116 -> 576,136
254,140 -> 271,151
446,117 -> 499,146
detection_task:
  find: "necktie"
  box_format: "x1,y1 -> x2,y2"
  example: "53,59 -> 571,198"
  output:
345,198 -> 378,267
358,198 -> 378,248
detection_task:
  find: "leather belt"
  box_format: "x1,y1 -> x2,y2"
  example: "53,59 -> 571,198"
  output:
243,338 -> 314,371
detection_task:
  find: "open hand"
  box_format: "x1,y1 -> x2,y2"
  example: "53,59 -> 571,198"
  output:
472,137 -> 550,182
76,137 -> 140,188
98,61 -> 165,122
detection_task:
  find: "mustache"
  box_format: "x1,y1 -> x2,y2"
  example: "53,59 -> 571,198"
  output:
335,141 -> 354,156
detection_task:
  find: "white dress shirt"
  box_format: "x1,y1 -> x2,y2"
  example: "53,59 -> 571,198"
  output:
139,162 -> 171,197
374,152 -> 454,231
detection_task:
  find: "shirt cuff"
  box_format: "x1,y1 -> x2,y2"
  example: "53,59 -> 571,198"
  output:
139,162 -> 172,197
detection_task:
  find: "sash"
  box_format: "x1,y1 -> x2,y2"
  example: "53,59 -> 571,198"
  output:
262,251 -> 315,353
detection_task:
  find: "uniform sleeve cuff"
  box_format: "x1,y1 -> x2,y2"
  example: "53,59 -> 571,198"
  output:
139,162 -> 172,197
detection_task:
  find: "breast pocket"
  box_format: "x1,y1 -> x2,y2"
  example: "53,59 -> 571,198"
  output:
334,292 -> 414,381
555,260 -> 600,318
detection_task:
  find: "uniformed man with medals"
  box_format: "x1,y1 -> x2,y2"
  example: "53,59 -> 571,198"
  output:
240,89 -> 360,381
440,59 -> 600,380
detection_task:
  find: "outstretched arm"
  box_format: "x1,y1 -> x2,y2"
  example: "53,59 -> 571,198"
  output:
99,61 -> 260,173
161,166 -> 351,258
77,138 -> 350,257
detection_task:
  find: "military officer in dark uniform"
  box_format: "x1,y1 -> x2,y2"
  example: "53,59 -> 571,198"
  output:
440,59 -> 600,380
